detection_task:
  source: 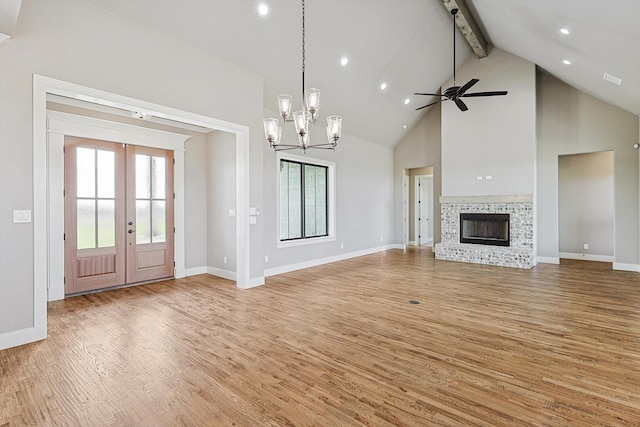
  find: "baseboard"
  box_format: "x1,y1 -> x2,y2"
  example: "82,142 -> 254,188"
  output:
264,245 -> 395,277
613,263 -> 640,273
238,276 -> 265,289
392,244 -> 406,250
206,266 -> 237,281
536,256 -> 559,264
559,252 -> 614,263
0,325 -> 47,351
47,285 -> 65,302
408,241 -> 416,246
184,266 -> 208,277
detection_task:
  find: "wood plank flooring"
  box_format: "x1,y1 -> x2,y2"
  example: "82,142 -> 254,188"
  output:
2,248 -> 640,426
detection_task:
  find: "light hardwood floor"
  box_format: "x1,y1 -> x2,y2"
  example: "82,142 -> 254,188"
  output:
2,248 -> 640,426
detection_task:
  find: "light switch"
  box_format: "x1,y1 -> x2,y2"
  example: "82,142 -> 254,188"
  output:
249,207 -> 257,216
13,210 -> 32,223
249,216 -> 257,225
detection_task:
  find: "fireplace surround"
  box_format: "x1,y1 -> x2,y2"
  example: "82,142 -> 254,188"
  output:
435,195 -> 534,268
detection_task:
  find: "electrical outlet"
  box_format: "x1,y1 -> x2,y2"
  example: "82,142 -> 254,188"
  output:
223,256 -> 227,264
380,236 -> 383,242
340,243 -> 344,249
264,255 -> 269,263
583,243 -> 589,250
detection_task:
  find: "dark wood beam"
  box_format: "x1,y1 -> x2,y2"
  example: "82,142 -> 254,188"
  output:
442,0 -> 488,58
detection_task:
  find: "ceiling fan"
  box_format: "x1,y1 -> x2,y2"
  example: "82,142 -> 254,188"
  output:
414,8 -> 507,112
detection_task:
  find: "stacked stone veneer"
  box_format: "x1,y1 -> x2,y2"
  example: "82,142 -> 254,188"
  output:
435,195 -> 534,269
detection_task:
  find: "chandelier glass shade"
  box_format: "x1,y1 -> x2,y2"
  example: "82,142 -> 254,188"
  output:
263,0 -> 342,152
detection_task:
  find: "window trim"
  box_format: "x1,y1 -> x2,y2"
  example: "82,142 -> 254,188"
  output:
276,152 -> 336,248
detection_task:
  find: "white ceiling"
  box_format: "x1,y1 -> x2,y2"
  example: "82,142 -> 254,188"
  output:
84,0 -> 640,148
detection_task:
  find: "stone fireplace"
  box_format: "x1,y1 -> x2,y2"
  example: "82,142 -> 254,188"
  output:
435,195 -> 534,268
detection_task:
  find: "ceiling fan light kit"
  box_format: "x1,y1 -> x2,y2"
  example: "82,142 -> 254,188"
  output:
414,8 -> 508,112
263,0 -> 342,152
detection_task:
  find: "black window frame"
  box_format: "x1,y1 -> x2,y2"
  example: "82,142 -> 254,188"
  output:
279,159 -> 329,242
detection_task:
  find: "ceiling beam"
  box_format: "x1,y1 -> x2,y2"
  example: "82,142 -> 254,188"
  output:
442,0 -> 488,58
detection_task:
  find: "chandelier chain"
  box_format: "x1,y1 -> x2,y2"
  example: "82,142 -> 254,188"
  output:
302,0 -> 305,96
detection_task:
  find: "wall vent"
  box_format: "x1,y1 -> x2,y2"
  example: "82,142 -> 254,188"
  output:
603,73 -> 622,86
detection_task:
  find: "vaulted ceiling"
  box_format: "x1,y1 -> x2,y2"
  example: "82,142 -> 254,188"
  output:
60,1 -> 640,147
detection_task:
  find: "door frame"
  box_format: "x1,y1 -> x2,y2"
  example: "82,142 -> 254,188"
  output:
27,75 -> 251,347
414,174 -> 433,246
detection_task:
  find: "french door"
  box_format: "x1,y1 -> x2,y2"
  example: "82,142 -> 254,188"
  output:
64,137 -> 174,295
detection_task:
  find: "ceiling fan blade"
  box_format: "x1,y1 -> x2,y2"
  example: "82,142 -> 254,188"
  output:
462,91 -> 508,98
414,92 -> 444,97
415,100 -> 443,111
454,98 -> 468,111
457,79 -> 479,96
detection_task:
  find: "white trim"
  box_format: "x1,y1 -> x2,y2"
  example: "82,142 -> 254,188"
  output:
48,285 -> 65,301
408,240 -> 417,246
264,245 -> 394,277
559,252 -> 614,263
0,74 -> 252,351
276,152 -> 336,248
47,111 -> 189,149
613,263 -> 640,272
184,266 -> 208,276
536,256 -> 560,264
206,267 -> 237,281
246,276 -> 266,288
392,244 -> 406,250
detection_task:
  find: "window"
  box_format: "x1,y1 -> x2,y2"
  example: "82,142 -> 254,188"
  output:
278,154 -> 335,246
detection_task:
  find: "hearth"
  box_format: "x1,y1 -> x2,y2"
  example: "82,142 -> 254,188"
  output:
460,213 -> 510,246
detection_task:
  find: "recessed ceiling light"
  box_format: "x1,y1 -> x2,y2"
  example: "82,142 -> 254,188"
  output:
404,98 -> 411,105
562,59 -> 571,65
258,4 -> 269,16
340,56 -> 349,66
380,82 -> 387,91
560,28 -> 570,35
603,73 -> 622,86
402,125 -> 408,130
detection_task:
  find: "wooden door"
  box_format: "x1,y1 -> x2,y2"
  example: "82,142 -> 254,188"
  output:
64,137 -> 126,294
64,138 -> 174,295
125,145 -> 174,283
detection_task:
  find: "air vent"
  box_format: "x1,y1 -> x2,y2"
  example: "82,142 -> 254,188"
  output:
603,73 -> 622,86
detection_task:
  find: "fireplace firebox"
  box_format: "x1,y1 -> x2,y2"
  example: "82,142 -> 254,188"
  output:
460,213 -> 510,246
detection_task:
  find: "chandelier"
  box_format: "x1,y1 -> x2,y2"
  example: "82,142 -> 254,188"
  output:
263,0 -> 342,152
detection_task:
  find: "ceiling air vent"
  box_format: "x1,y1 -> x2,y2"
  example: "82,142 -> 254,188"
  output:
603,73 -> 622,86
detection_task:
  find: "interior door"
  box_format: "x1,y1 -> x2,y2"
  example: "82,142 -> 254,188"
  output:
64,137 -> 174,295
418,177 -> 433,246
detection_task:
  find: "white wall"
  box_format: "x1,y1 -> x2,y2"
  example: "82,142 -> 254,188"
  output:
207,131 -> 237,274
394,103 -> 442,245
537,71 -> 639,266
558,151 -> 614,257
184,136 -> 209,269
0,0 -> 264,338
261,132 -> 394,272
441,48 -> 536,197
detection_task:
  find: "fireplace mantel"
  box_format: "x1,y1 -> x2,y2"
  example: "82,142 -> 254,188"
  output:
440,195 -> 533,204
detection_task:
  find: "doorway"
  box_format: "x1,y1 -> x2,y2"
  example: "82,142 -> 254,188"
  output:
558,151 -> 614,263
64,137 -> 174,295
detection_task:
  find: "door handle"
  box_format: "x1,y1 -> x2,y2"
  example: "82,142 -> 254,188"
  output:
128,229 -> 135,234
